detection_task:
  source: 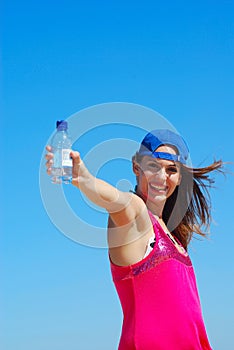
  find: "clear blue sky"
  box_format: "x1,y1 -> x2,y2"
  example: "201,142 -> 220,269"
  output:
1,1 -> 234,349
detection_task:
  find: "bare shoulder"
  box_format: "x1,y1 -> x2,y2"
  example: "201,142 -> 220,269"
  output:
108,194 -> 154,266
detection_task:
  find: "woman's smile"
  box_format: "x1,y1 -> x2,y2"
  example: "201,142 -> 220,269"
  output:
148,182 -> 168,195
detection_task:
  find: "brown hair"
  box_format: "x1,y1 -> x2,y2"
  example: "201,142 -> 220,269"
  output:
133,153 -> 224,250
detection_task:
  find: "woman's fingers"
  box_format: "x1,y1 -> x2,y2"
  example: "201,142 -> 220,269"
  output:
46,145 -> 52,152
46,167 -> 52,175
45,145 -> 53,175
45,145 -> 53,160
45,159 -> 53,167
45,153 -> 53,161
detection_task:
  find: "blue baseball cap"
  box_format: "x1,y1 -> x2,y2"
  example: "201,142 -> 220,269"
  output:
138,129 -> 189,165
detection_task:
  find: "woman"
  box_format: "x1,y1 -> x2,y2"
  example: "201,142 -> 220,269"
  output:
46,128 -> 222,349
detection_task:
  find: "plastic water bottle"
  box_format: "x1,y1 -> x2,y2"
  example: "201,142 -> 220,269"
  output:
50,120 -> 73,184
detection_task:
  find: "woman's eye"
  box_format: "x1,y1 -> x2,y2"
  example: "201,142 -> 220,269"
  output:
148,162 -> 160,169
167,167 -> 178,173
145,162 -> 179,174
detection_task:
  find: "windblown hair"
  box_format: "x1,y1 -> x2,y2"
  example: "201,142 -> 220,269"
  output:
133,153 -> 224,250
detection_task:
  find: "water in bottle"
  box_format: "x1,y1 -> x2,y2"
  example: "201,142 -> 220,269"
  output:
50,120 -> 73,184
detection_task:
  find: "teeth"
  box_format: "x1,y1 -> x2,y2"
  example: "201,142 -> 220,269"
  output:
150,184 -> 166,191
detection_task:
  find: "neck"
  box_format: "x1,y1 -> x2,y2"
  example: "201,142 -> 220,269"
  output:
145,200 -> 164,218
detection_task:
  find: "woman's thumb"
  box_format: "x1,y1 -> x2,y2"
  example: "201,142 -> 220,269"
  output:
70,151 -> 82,176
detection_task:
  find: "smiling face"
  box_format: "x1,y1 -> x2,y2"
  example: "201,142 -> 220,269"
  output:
133,145 -> 182,212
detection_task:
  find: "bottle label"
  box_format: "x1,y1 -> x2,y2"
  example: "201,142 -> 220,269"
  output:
62,149 -> 72,167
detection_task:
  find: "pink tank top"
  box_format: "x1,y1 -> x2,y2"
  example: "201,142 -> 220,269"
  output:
110,212 -> 212,350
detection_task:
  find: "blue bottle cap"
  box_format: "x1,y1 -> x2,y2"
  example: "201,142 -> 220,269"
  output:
56,120 -> 68,131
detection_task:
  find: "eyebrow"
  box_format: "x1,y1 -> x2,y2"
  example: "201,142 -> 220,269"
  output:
147,158 -> 177,166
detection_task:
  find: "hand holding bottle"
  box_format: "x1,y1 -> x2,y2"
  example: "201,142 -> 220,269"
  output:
45,121 -> 136,214
45,146 -> 91,188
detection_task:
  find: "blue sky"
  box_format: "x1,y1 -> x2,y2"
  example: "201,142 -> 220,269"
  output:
1,1 -> 234,349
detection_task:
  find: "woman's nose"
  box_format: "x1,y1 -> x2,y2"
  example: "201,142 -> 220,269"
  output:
155,167 -> 168,180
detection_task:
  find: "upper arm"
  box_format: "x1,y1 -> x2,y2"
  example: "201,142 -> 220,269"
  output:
108,194 -> 154,266
108,192 -> 145,227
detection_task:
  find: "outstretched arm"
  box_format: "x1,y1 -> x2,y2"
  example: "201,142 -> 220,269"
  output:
45,146 -> 145,226
70,150 -> 135,215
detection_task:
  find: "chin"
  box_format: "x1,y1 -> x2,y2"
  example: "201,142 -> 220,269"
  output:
149,193 -> 167,204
